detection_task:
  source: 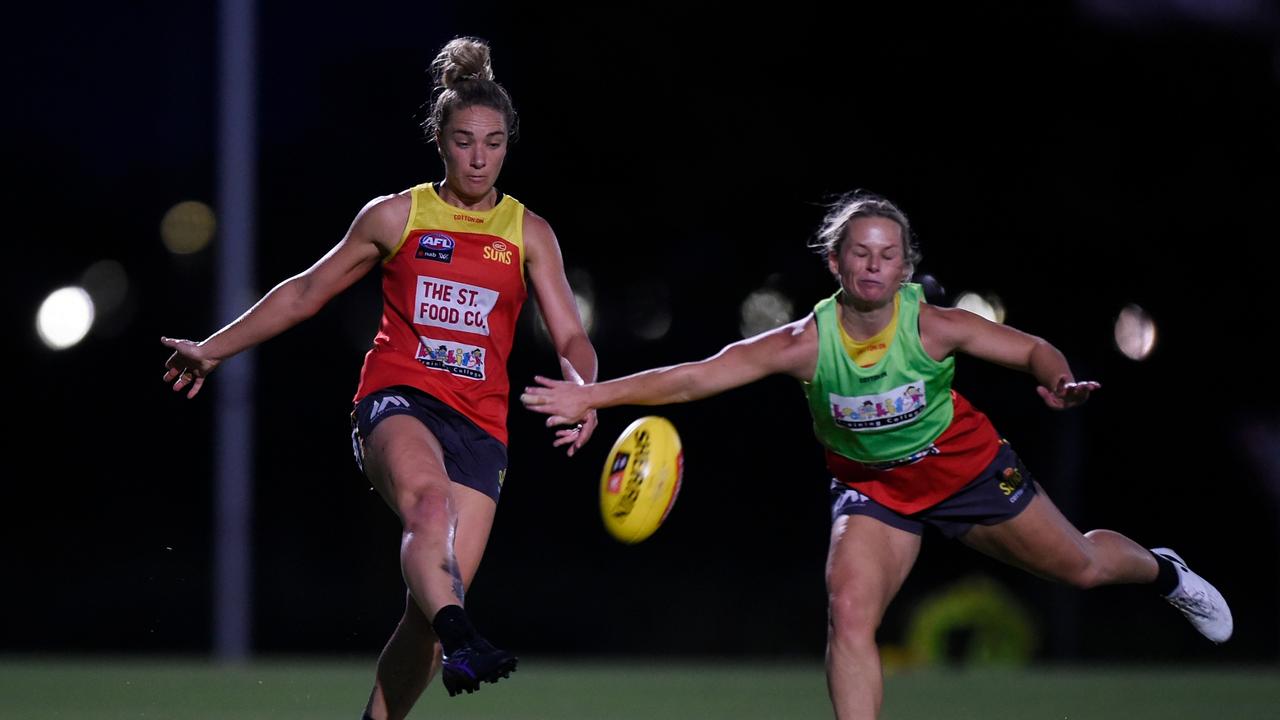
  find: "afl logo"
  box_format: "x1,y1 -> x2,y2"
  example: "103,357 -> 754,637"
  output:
416,233 -> 455,263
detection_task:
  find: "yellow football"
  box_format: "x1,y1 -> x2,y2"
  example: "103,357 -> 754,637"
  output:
599,416 -> 684,544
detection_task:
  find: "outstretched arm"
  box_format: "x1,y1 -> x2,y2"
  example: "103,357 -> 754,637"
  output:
161,194 -> 402,398
521,315 -> 818,427
919,303 -> 1100,409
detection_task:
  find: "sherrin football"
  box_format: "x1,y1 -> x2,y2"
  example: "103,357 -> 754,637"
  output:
599,416 -> 684,544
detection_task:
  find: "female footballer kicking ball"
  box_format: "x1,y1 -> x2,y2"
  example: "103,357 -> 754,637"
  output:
522,192 -> 1231,720
162,38 -> 598,720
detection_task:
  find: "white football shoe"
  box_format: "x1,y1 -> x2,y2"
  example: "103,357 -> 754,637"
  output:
1151,547 -> 1233,644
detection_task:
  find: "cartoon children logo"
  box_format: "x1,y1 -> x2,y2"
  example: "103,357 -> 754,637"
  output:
859,400 -> 876,420
830,380 -> 927,432
415,338 -> 485,380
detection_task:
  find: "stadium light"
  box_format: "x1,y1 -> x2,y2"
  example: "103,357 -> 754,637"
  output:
36,286 -> 95,350
740,287 -> 794,338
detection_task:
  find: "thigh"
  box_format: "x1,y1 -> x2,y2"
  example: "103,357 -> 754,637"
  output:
827,514 -> 923,621
959,487 -> 1092,583
362,414 -> 453,518
354,387 -> 508,503
363,413 -> 499,589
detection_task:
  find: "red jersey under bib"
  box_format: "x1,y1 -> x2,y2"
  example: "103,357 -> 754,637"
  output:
354,183 -> 528,445
825,390 -> 1002,514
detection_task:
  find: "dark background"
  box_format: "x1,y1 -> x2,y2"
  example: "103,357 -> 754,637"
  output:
6,1 -> 1279,664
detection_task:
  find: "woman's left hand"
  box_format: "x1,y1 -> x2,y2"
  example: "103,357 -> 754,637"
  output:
1037,377 -> 1101,409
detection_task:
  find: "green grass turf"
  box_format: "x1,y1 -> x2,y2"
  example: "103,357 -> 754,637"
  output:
0,658 -> 1276,719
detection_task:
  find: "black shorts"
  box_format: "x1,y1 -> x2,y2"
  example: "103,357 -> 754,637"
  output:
351,386 -> 507,502
830,441 -> 1037,538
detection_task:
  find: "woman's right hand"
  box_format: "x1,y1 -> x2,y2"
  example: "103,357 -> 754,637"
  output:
161,337 -> 221,399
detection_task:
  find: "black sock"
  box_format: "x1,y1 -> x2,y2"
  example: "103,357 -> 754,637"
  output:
432,604 -> 476,655
1151,551 -> 1180,595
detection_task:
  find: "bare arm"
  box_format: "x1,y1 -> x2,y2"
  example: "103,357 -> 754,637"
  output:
523,209 -> 599,454
524,209 -> 598,383
919,303 -> 1099,409
161,194 -> 404,398
521,315 -> 818,427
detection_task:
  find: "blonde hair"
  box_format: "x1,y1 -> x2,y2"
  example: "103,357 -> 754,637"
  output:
811,191 -> 921,278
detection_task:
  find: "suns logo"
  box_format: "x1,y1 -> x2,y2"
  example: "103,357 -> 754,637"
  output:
483,241 -> 513,265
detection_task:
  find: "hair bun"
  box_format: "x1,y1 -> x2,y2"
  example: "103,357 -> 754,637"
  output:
433,37 -> 495,89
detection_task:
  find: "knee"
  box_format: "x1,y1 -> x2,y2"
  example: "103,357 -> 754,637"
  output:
826,586 -> 882,650
1054,551 -> 1106,590
398,487 -> 453,533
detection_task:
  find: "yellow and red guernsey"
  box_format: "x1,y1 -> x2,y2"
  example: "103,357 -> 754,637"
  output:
355,183 -> 527,444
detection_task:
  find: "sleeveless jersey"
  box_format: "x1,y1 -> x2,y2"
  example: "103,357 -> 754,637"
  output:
805,284 -> 955,463
354,183 -> 527,444
803,284 -> 1001,513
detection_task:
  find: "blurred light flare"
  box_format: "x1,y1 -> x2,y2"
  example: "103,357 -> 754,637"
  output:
1114,304 -> 1157,360
574,292 -> 596,335
955,291 -> 1006,324
161,200 -> 216,255
37,286 -> 95,350
629,281 -> 672,341
535,268 -> 597,345
81,260 -> 129,316
740,288 -> 794,338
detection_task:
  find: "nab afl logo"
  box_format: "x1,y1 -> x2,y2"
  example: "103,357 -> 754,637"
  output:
416,233 -> 455,263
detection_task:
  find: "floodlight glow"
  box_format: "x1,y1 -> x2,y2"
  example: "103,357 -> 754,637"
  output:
37,286 -> 95,350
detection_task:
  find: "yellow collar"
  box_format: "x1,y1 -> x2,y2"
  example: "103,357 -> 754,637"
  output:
838,293 -> 899,368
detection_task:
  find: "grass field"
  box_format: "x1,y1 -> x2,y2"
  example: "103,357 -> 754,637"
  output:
2,658 -> 1277,719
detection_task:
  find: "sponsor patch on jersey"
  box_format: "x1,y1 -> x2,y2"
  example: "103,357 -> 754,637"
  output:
415,336 -> 486,380
415,276 -> 498,336
829,381 -> 928,431
415,232 -> 455,263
